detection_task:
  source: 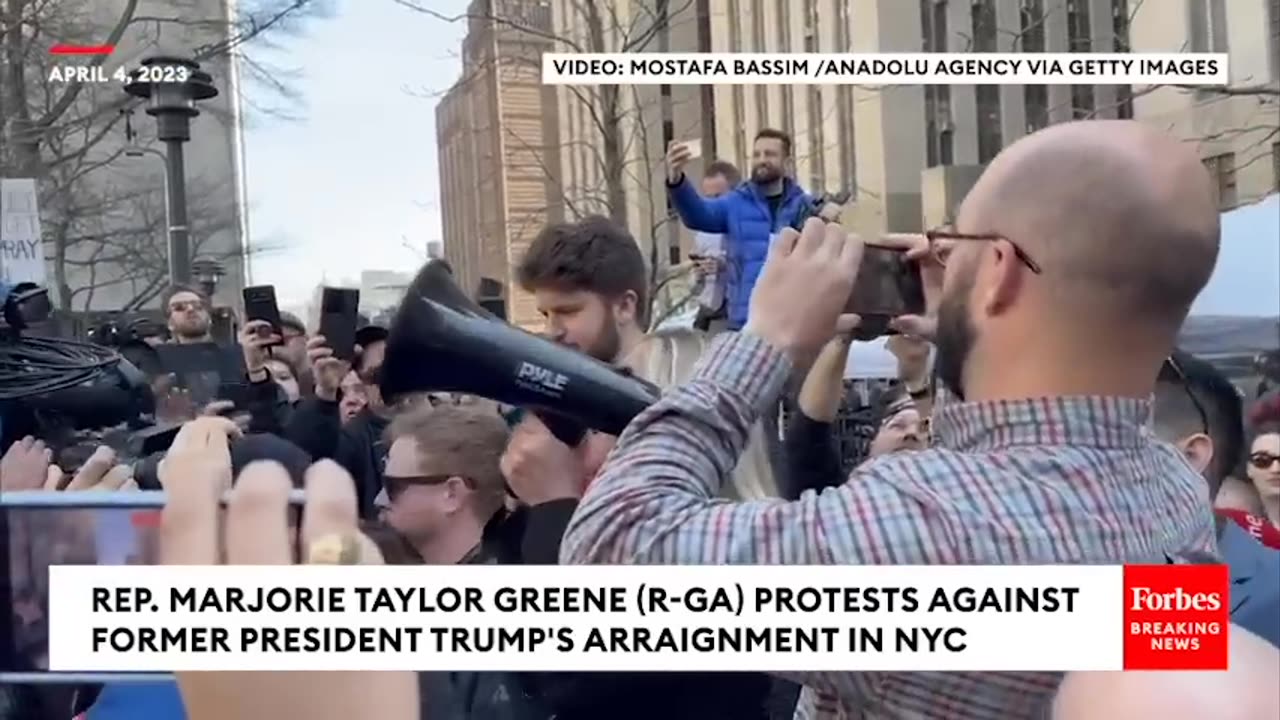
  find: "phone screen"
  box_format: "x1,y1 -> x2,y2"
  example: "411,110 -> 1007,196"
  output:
844,247 -> 926,337
242,285 -> 281,328
1,502 -> 161,679
0,492 -> 303,681
319,288 -> 360,362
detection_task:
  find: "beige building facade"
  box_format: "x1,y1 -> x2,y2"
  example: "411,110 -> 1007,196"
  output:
437,0 -> 563,331
707,0 -> 1278,232
549,0 -> 714,277
1130,0 -> 1280,210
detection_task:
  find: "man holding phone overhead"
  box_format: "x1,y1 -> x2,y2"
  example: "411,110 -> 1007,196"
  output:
285,290 -> 391,519
666,129 -> 833,332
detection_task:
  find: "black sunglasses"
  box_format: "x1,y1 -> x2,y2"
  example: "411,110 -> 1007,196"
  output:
1160,355 -> 1209,435
383,473 -> 471,501
1249,452 -> 1280,471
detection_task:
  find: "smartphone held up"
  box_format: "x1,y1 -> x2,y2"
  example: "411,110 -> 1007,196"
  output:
842,242 -> 928,342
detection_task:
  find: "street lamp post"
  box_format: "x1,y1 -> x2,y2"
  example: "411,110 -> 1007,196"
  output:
190,258 -> 226,300
123,56 -> 218,286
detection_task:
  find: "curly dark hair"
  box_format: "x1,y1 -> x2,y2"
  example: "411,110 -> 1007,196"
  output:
516,215 -> 648,325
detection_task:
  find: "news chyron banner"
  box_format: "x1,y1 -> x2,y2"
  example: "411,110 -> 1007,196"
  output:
540,52 -> 1229,86
49,565 -> 1227,672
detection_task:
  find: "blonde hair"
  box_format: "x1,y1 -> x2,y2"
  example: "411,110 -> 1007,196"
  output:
629,327 -> 778,500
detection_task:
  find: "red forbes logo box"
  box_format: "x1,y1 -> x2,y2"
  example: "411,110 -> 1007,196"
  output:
1123,564 -> 1229,670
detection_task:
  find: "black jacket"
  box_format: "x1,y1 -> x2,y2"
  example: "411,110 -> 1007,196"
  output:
365,522 -> 554,720
780,412 -> 845,500
243,375 -> 293,436
286,400 -> 387,518
487,501 -> 779,720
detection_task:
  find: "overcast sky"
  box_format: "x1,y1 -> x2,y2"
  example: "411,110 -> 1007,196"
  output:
242,0 -> 468,307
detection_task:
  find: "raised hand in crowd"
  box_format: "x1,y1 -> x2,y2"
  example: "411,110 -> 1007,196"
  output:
690,254 -> 722,281
306,334 -> 349,402
885,232 -> 944,340
152,374 -> 197,424
500,414 -> 592,504
665,139 -> 694,183
238,319 -> 282,381
797,313 -> 862,423
158,414 -> 413,719
1,436 -> 53,491
46,445 -> 138,492
744,217 -> 864,366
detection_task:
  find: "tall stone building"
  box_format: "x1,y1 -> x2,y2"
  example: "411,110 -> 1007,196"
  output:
0,0 -> 249,310
436,0 -> 563,331
676,0 -> 1278,233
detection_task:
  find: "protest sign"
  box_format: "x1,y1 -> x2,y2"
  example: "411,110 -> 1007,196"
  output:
1,178 -> 46,284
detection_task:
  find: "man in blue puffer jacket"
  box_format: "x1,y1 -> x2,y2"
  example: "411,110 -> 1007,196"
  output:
665,128 -> 818,330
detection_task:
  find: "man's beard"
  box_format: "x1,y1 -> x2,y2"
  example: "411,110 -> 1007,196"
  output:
933,268 -> 978,401
751,164 -> 782,184
173,318 -> 210,340
585,313 -> 621,363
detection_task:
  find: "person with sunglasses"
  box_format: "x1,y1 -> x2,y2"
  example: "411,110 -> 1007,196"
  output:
1245,419 -> 1280,536
363,402 -> 554,720
162,285 -> 213,345
1151,351 -> 1280,648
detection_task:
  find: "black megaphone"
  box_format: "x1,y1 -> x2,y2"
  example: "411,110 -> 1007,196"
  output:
380,260 -> 658,445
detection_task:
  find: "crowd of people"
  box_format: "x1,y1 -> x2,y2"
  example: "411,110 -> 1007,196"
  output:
2,118 -> 1279,720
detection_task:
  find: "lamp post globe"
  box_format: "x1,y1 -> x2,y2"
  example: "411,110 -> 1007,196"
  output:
190,258 -> 226,300
123,56 -> 218,286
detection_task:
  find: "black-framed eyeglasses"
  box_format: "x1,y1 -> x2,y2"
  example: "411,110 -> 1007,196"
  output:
1160,355 -> 1209,435
925,227 -> 1043,274
383,473 -> 472,501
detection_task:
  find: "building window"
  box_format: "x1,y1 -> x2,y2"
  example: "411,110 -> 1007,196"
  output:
1020,0 -> 1049,133
752,0 -> 768,127
803,0 -> 818,52
729,6 -> 746,160
1269,0 -> 1280,80
810,88 -> 826,191
1273,142 -> 1280,191
805,0 -> 823,189
1024,85 -> 1049,132
922,0 -> 952,168
733,86 -> 746,163
1188,0 -> 1229,52
1203,152 -> 1238,209
835,0 -> 855,193
777,0 -> 794,137
972,0 -> 1002,162
1067,0 -> 1095,118
1112,0 -> 1133,118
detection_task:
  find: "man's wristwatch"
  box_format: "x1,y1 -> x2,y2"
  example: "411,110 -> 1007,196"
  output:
247,367 -> 270,384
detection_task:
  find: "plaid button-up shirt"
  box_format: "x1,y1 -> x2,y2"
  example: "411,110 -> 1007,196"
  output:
561,331 -> 1216,720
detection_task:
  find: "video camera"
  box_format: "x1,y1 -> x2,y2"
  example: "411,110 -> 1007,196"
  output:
0,282 -> 52,334
0,282 -> 156,451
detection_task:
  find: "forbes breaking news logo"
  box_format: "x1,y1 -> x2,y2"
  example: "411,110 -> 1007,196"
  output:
1122,564 -> 1229,670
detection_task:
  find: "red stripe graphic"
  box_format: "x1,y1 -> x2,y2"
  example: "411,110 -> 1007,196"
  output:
50,44 -> 115,55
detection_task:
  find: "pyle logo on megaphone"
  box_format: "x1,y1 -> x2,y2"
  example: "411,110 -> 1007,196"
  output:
516,361 -> 570,395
